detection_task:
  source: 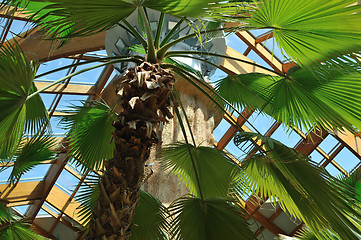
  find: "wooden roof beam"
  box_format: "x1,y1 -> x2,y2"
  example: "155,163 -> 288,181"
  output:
255,31 -> 273,44
235,31 -> 283,73
45,186 -> 83,224
26,154 -> 71,221
6,27 -> 106,62
0,181 -> 44,204
0,6 -> 31,21
34,82 -> 96,95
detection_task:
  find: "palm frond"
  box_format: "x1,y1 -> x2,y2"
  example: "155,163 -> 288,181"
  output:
0,221 -> 48,239
75,174 -> 100,226
60,101 -> 117,171
0,203 -> 47,239
168,196 -> 253,240
0,42 -> 43,154
13,1 -> 136,40
247,0 -> 361,65
24,84 -> 49,135
126,44 -> 146,55
6,0 -> 239,40
130,191 -> 168,240
143,0 -> 230,18
199,1 -> 253,22
8,135 -> 57,184
163,57 -> 204,80
215,72 -> 273,112
289,228 -> 336,240
0,203 -> 12,223
216,59 -> 361,133
337,170 -> 361,205
161,142 -> 238,199
234,132 -> 361,240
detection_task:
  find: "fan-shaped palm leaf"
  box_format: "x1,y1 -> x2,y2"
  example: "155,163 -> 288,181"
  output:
168,196 -> 253,240
61,101 -> 117,171
0,203 -> 47,240
76,174 -> 100,225
161,142 -> 238,199
24,84 -> 49,135
2,0 -> 236,39
288,228 -> 337,240
130,191 -> 168,240
338,170 -> 361,204
0,221 -> 47,240
0,203 -> 12,223
234,132 -> 361,240
0,43 -> 47,154
216,59 -> 361,132
6,135 -> 57,184
247,0 -> 361,65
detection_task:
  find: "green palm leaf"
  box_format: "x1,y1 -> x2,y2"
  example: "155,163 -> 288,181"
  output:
0,203 -> 12,223
142,0 -> 222,17
20,1 -> 135,39
338,170 -> 361,204
168,196 -> 253,240
288,228 -> 337,240
0,203 -> 47,240
130,191 -> 168,240
76,174 -> 100,226
24,84 -> 49,135
161,142 -> 238,199
4,0 -> 228,39
0,43 -> 46,154
234,132 -> 361,240
0,221 -> 47,240
291,230 -> 318,240
6,135 -> 56,184
61,101 -> 117,171
290,172 -> 361,240
247,0 -> 361,65
216,61 -> 361,132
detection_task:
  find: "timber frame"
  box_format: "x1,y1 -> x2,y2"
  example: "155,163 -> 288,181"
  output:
1,7 -> 361,239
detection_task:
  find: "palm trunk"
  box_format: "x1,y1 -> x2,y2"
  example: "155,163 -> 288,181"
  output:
86,62 -> 175,239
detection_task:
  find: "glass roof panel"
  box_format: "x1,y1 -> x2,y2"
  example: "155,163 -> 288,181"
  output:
6,19 -> 32,41
334,148 -> 361,173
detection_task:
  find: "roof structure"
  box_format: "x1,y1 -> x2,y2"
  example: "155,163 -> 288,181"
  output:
1,5 -> 361,240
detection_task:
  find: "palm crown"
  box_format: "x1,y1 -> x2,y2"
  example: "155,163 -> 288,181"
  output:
1,0 -> 361,239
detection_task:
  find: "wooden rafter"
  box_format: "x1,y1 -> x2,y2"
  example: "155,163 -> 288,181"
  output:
235,31 -> 283,73
0,181 -> 43,203
34,82 -> 97,95
6,27 -> 105,62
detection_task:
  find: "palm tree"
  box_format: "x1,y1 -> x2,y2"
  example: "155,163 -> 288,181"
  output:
1,0 -> 361,239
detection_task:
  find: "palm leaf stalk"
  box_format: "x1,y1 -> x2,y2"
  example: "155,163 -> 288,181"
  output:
0,1 -> 361,239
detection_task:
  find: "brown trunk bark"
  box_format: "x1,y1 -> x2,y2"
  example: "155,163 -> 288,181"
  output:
85,62 -> 175,240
